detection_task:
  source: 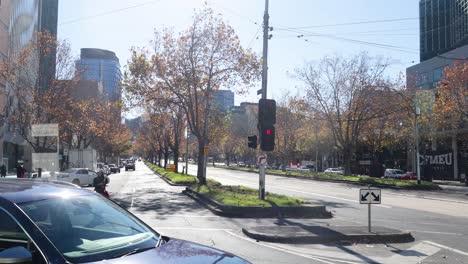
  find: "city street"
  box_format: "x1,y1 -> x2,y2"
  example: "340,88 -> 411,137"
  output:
103,161 -> 468,264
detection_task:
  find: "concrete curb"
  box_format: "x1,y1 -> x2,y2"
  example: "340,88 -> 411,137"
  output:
242,226 -> 414,244
183,187 -> 332,219
145,164 -> 193,187
220,167 -> 441,191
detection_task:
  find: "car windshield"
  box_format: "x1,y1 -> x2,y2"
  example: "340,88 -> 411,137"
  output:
19,195 -> 158,263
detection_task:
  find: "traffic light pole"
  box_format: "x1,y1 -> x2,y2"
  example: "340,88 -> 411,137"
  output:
259,0 -> 269,200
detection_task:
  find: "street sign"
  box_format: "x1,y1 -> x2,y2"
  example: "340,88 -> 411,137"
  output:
31,123 -> 59,137
257,154 -> 267,165
360,189 -> 381,204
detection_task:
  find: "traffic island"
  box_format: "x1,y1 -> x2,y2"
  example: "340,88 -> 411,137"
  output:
183,183 -> 332,218
242,225 -> 414,244
145,162 -> 197,186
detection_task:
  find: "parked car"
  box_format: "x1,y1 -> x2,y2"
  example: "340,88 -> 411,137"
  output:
109,164 -> 120,173
384,169 -> 405,179
237,161 -> 246,167
56,168 -> 99,186
324,167 -> 344,175
125,161 -> 136,171
297,165 -> 315,172
400,171 -> 417,180
0,179 -> 250,264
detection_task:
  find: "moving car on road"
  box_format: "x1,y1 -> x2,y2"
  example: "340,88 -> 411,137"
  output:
324,167 -> 344,175
125,161 -> 135,171
109,164 -> 120,173
0,179 -> 250,264
56,168 -> 98,186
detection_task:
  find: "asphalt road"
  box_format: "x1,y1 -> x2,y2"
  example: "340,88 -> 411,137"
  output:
103,162 -> 468,264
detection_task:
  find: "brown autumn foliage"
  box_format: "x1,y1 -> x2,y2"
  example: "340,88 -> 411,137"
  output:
124,7 -> 260,184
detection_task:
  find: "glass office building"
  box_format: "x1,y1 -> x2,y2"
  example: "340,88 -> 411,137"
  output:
76,48 -> 122,101
420,0 -> 468,61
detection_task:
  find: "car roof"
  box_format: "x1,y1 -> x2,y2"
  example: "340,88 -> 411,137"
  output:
0,179 -> 92,204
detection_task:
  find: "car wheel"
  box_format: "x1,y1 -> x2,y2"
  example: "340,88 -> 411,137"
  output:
72,179 -> 80,185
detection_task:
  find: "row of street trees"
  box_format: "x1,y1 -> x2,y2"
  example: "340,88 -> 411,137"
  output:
0,32 -> 131,167
124,8 -> 260,184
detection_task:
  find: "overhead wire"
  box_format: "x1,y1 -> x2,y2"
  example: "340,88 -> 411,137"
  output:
60,0 -> 163,26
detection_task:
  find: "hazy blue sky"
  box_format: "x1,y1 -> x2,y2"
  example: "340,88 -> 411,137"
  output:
58,0 -> 419,117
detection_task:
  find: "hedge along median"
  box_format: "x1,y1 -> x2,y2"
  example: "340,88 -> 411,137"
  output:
216,165 -> 441,191
184,181 -> 332,218
145,162 -> 197,186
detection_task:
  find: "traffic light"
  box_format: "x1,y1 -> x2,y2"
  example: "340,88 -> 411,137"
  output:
247,135 -> 258,149
260,126 -> 275,151
258,99 -> 276,151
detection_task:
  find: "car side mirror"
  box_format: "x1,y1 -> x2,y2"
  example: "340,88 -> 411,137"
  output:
0,247 -> 33,264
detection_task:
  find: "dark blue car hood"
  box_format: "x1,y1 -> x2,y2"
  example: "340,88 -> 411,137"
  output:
88,238 -> 250,264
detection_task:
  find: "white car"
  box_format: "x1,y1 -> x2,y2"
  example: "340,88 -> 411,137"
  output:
324,167 -> 344,175
384,169 -> 404,179
56,168 -> 98,187
297,165 -> 315,172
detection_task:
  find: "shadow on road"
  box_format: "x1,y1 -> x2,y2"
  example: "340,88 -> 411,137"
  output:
111,188 -> 209,220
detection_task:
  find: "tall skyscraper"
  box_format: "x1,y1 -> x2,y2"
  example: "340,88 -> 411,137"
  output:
419,0 -> 468,61
76,48 -> 122,101
0,0 -> 59,172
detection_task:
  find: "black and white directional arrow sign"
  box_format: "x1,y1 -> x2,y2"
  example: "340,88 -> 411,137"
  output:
359,189 -> 381,204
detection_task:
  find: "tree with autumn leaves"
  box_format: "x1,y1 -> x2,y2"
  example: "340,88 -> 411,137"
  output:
0,32 -> 131,164
124,8 -> 260,184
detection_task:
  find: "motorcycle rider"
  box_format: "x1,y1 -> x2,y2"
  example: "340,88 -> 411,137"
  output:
93,170 -> 109,197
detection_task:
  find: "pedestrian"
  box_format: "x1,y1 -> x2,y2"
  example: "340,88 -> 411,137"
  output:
19,164 -> 25,178
16,163 -> 21,178
0,164 -> 6,177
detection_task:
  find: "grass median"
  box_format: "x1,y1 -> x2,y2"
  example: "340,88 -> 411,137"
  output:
190,181 -> 308,207
216,165 -> 440,190
145,162 -> 198,185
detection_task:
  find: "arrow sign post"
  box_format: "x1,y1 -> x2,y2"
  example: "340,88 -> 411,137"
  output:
359,187 -> 381,232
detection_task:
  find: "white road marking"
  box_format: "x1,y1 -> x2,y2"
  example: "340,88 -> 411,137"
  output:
225,230 -> 364,264
157,227 -> 233,231
422,240 -> 468,257
165,214 -> 220,218
410,230 -> 466,236
130,198 -> 134,209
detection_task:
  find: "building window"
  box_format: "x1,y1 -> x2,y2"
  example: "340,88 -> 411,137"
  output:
433,66 -> 444,82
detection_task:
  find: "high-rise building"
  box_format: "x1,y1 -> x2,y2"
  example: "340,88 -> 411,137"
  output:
419,0 -> 468,62
76,48 -> 122,101
213,90 -> 234,112
0,0 -> 58,172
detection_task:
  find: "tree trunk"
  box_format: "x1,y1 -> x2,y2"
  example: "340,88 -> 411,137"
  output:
174,150 -> 179,174
343,147 -> 353,176
163,153 -> 168,168
197,142 -> 206,185
226,154 -> 230,166
157,152 -> 162,167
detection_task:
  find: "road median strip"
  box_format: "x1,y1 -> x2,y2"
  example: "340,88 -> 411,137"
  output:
216,165 -> 441,191
184,182 -> 332,218
242,225 -> 414,244
145,162 -> 197,186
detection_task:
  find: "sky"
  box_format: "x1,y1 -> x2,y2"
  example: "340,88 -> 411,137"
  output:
58,0 -> 420,118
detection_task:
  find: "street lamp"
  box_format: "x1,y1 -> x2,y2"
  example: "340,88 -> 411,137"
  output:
414,101 -> 421,184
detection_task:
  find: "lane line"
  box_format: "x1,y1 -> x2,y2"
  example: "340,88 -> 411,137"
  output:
410,230 -> 466,236
225,230 -> 364,264
164,214 -> 220,218
157,227 -> 233,231
422,240 -> 468,257
130,198 -> 134,209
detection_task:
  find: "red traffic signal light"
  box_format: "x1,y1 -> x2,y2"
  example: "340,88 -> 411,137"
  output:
260,126 -> 275,151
